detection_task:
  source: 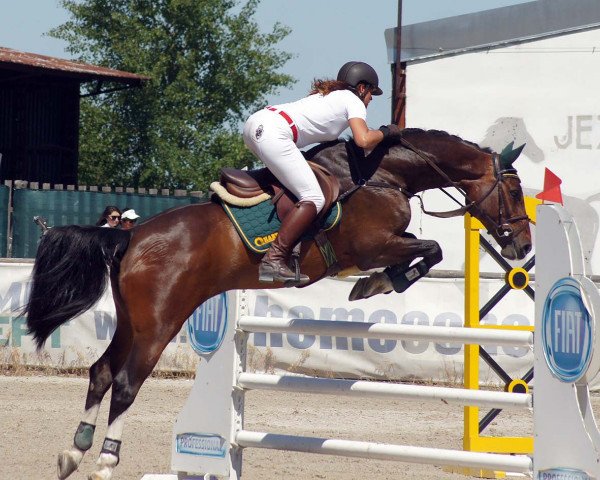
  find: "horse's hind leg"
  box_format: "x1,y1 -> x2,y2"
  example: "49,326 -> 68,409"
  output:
89,329 -> 177,480
57,325 -> 132,480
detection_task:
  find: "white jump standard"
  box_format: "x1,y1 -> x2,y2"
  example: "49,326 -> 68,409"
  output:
145,204 -> 600,480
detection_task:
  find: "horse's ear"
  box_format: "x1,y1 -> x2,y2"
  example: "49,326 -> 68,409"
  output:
500,141 -> 515,158
499,142 -> 525,168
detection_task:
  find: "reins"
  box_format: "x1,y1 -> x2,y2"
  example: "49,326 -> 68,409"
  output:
341,136 -> 492,215
398,136 -> 487,218
337,179 -> 404,203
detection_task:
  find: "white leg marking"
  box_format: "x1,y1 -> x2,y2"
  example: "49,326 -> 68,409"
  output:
89,410 -> 129,480
104,411 -> 127,441
82,405 -> 102,425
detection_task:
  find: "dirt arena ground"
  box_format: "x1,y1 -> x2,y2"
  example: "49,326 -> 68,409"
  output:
0,375 -> 549,480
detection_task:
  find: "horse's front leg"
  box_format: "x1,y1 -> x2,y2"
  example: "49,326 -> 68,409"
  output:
349,233 -> 443,301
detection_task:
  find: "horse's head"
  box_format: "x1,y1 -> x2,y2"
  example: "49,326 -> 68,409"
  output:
462,142 -> 532,260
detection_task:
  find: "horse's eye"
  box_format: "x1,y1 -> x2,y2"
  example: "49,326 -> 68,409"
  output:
510,190 -> 521,200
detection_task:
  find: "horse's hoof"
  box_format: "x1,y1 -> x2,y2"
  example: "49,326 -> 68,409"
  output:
349,277 -> 372,301
349,273 -> 393,301
348,285 -> 361,301
57,449 -> 83,480
88,468 -> 112,480
88,451 -> 118,480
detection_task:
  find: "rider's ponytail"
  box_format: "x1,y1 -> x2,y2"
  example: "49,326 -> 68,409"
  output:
309,79 -> 352,96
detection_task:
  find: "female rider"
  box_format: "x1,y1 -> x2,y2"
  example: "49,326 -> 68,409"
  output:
243,61 -> 394,286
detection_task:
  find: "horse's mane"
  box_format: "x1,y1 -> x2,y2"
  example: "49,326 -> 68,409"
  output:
401,128 -> 493,153
303,128 -> 492,160
304,139 -> 344,160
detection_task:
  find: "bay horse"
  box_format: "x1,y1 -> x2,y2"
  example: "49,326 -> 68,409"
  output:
23,128 -> 531,480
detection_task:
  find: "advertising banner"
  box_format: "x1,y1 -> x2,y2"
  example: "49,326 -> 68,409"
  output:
1,262 -> 536,385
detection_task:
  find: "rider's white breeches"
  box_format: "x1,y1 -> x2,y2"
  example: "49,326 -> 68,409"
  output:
243,109 -> 325,213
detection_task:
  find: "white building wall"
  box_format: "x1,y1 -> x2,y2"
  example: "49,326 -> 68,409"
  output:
405,27 -> 600,273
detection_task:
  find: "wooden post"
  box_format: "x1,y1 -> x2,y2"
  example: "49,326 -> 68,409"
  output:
391,0 -> 406,127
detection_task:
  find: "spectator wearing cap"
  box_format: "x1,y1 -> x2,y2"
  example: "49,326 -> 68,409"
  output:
121,209 -> 140,230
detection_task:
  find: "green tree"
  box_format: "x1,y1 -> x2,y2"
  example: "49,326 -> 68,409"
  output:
50,0 -> 294,190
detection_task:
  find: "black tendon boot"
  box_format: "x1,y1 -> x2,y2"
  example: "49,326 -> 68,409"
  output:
259,201 -> 318,286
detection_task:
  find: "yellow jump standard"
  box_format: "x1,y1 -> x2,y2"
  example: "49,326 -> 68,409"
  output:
463,197 -> 539,459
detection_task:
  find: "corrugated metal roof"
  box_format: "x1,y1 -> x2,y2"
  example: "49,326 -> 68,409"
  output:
0,46 -> 149,84
385,0 -> 600,63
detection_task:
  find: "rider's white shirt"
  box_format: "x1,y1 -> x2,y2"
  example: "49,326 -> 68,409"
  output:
273,90 -> 367,148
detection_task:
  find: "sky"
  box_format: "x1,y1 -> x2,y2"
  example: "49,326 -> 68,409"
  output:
0,0 -> 532,128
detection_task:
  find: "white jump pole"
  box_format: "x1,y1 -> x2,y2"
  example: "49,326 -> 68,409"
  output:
237,372 -> 532,409
164,288 -> 535,480
238,316 -> 534,347
145,204 -> 600,480
235,431 -> 533,473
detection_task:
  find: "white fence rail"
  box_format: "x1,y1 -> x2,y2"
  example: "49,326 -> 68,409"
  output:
238,316 -> 534,347
237,372 -> 532,409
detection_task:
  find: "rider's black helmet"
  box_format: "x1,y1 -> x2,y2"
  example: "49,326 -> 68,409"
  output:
337,61 -> 383,96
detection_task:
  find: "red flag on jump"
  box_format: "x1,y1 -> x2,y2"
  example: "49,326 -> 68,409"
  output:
535,168 -> 563,205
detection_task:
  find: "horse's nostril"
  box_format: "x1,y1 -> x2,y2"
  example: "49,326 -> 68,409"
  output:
523,243 -> 532,255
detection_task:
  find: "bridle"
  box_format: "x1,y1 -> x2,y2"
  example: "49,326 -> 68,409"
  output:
341,136 -> 529,248
468,154 -> 529,247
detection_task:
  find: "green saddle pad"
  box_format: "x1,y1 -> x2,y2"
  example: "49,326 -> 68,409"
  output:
221,199 -> 342,253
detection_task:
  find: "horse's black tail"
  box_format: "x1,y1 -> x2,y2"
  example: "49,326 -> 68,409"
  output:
22,225 -> 131,350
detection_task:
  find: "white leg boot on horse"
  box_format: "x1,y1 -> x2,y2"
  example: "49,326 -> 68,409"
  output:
259,201 -> 317,286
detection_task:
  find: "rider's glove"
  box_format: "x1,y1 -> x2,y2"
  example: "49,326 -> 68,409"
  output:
378,125 -> 391,140
379,124 -> 403,141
